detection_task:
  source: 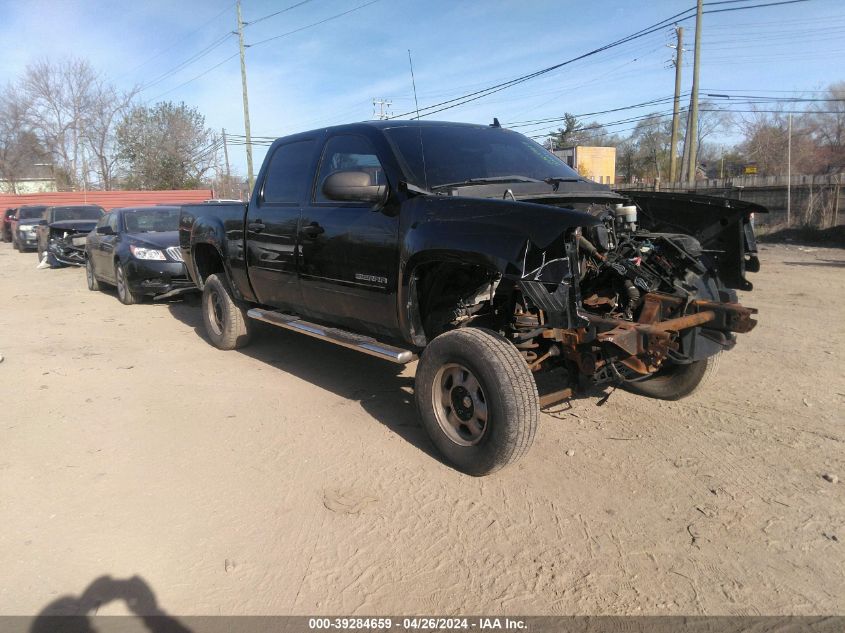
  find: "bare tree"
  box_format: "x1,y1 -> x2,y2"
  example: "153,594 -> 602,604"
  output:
19,58 -> 101,188
627,113 -> 672,181
0,86 -> 48,192
83,81 -> 139,190
808,82 -> 845,173
548,114 -> 621,148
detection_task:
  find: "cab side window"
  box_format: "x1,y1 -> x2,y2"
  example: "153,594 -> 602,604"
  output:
262,139 -> 316,204
314,135 -> 385,203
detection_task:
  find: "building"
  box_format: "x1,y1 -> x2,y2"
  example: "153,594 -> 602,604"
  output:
554,146 -> 616,185
0,177 -> 57,194
0,164 -> 57,194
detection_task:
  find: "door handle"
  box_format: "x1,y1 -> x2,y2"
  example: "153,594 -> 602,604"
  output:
248,221 -> 266,232
301,222 -> 324,238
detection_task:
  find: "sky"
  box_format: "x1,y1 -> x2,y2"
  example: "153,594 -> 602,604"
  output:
1,0 -> 843,176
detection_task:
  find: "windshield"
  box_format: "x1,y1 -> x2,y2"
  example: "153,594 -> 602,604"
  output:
122,207 -> 180,233
383,125 -> 581,190
53,207 -> 104,222
19,208 -> 45,219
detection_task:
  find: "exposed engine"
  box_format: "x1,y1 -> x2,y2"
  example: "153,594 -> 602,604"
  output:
47,228 -> 88,266
579,203 -> 721,324
503,200 -> 758,404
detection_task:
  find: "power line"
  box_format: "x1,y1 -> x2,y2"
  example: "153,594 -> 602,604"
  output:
145,53 -> 239,103
385,0 -> 814,121
246,0 -> 381,48
118,1 -> 236,82
703,0 -> 812,13
388,5 -> 700,120
506,94 -> 690,127
140,32 -> 235,92
243,0 -> 319,27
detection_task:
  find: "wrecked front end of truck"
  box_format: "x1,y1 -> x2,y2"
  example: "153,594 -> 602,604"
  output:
509,193 -> 762,405
409,190 -> 762,406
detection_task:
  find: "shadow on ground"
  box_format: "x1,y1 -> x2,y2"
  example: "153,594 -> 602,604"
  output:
783,259 -> 845,268
29,575 -> 190,633
166,300 -> 444,464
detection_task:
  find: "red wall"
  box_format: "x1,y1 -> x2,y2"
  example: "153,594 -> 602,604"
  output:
0,189 -> 214,211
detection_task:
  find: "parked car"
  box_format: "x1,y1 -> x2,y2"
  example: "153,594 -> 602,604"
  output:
85,206 -> 195,304
2,208 -> 16,242
10,205 -> 48,251
36,205 -> 105,267
179,120 -> 763,475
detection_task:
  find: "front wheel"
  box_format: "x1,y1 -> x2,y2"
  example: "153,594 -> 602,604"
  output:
622,354 -> 720,401
86,258 -> 100,291
115,262 -> 142,305
415,327 -> 539,476
201,273 -> 252,350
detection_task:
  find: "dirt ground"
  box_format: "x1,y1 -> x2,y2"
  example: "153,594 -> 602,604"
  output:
0,241 -> 842,617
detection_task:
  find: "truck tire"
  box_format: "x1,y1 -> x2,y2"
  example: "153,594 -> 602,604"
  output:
415,327 -> 539,476
623,353 -> 720,401
202,273 -> 252,350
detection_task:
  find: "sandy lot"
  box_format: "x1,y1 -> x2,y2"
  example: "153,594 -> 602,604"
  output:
0,241 -> 842,617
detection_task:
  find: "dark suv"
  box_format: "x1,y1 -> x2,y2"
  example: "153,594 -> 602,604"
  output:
11,205 -> 48,251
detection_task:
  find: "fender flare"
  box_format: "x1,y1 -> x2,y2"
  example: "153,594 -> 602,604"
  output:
398,250 -> 506,347
185,215 -> 241,298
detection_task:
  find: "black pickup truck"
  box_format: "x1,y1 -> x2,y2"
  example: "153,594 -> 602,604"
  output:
180,120 -> 762,475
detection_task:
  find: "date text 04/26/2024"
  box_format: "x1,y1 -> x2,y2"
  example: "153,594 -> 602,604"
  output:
307,617 -> 527,630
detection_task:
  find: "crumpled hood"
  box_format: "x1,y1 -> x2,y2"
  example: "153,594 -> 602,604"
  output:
414,195 -> 601,250
401,194 -> 605,281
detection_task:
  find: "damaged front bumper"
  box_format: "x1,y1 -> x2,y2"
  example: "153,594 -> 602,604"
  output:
125,260 -> 196,298
47,237 -> 88,266
541,292 -> 757,384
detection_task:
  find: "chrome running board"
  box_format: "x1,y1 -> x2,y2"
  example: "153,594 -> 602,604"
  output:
247,308 -> 417,364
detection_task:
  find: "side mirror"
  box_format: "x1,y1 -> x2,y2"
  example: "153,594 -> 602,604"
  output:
322,170 -> 387,204
96,225 -> 114,235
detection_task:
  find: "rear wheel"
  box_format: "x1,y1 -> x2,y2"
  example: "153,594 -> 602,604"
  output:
415,327 -> 539,476
115,262 -> 142,305
623,354 -> 720,401
86,258 -> 100,291
202,273 -> 252,350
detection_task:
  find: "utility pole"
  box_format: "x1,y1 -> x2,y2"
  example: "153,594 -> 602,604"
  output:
222,128 -> 231,179
236,1 -> 254,190
669,26 -> 684,183
686,0 -> 703,184
222,127 -> 233,198
680,109 -> 691,184
787,113 -> 792,226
